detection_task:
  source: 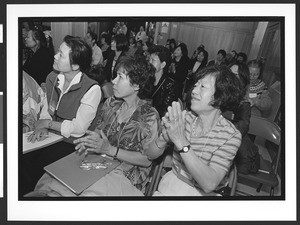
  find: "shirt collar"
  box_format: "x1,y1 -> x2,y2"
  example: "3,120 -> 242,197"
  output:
57,71 -> 83,93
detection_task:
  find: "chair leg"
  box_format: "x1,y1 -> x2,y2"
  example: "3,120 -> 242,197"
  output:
270,187 -> 274,196
256,183 -> 263,192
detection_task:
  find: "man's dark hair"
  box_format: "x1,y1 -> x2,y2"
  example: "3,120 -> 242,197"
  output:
63,35 -> 92,73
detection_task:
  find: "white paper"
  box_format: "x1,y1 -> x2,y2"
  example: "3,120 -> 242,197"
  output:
23,131 -> 64,154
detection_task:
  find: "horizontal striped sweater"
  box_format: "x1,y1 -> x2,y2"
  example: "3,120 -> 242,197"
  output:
172,111 -> 241,190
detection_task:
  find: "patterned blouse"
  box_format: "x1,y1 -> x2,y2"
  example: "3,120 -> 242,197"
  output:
94,96 -> 160,191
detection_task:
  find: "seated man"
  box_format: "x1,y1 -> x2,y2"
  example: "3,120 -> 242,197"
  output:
22,35 -> 101,195
207,49 -> 227,66
27,35 -> 101,142
85,31 -> 103,67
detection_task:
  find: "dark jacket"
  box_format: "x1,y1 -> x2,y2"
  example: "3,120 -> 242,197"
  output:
222,101 -> 251,137
104,50 -> 127,82
23,46 -> 54,85
152,73 -> 180,118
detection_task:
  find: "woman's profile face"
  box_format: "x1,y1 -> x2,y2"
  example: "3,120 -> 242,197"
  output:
25,30 -> 37,49
249,66 -> 260,81
173,47 -> 182,57
197,52 -> 205,62
112,67 -> 137,99
53,42 -> 72,73
191,74 -> 216,113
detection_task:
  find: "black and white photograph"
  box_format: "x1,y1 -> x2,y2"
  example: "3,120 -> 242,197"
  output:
2,2 -> 298,223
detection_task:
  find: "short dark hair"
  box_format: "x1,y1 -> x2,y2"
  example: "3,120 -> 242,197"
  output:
231,62 -> 250,97
147,45 -> 172,72
237,52 -> 248,63
115,55 -> 155,99
30,28 -> 47,48
176,43 -> 188,57
63,35 -> 92,73
198,49 -> 208,67
111,33 -> 129,52
194,65 -> 243,112
88,31 -> 98,42
217,49 -> 226,58
100,32 -> 109,43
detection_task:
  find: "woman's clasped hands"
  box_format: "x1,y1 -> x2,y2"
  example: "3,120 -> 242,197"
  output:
161,102 -> 188,149
74,130 -> 113,157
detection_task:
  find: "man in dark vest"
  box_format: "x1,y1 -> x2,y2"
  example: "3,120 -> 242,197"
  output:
27,35 -> 101,142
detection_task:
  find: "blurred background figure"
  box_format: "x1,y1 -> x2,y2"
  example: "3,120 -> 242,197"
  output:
85,31 -> 103,67
23,26 -> 54,85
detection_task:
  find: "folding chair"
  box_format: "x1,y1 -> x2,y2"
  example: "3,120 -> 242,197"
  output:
145,147 -> 238,196
237,115 -> 281,196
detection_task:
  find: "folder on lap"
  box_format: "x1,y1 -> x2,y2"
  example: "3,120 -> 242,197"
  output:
44,151 -> 121,195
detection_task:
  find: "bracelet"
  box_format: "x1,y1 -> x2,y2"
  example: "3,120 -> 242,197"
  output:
155,137 -> 166,150
48,120 -> 53,129
113,147 -> 120,159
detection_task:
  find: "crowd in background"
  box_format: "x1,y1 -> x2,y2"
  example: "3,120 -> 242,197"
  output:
21,20 -> 275,197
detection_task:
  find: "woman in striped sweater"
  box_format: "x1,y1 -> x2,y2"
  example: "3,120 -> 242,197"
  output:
150,65 -> 243,196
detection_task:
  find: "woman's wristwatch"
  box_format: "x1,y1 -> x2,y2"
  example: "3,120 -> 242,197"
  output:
178,145 -> 190,153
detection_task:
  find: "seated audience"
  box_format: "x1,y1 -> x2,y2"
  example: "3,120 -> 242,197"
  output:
135,25 -> 147,43
98,32 -> 111,61
228,63 -> 260,174
29,56 -> 162,196
165,38 -> 176,54
147,65 -> 243,196
237,52 -> 248,64
247,59 -> 272,117
168,43 -> 190,100
27,35 -> 101,142
190,44 -> 205,67
104,33 -> 129,82
23,70 -> 48,133
185,48 -> 208,95
148,45 -> 180,118
23,27 -> 54,85
85,31 -> 103,67
226,62 -> 251,136
225,50 -> 237,67
207,49 -> 227,66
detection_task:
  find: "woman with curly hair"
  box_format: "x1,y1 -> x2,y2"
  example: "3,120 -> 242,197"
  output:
30,55 -> 162,196
147,65 -> 243,196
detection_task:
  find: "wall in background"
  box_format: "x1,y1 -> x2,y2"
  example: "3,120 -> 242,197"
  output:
51,22 -> 88,52
156,21 -> 259,61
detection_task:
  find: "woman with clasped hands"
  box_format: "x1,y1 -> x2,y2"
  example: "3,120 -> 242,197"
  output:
33,55 -> 161,196
151,65 -> 243,196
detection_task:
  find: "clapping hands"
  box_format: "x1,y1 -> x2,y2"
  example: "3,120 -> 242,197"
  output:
161,102 -> 187,149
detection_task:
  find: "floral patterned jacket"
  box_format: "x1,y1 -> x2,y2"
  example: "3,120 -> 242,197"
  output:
94,96 -> 160,191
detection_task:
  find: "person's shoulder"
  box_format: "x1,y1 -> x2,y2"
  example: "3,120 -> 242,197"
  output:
218,116 -> 241,136
46,70 -> 58,82
140,100 -> 160,117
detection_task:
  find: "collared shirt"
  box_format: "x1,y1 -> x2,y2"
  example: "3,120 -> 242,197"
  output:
40,72 -> 101,138
92,45 -> 103,66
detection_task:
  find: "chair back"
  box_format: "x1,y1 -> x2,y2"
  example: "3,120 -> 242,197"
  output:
249,115 -> 281,146
267,81 -> 281,122
228,164 -> 238,196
